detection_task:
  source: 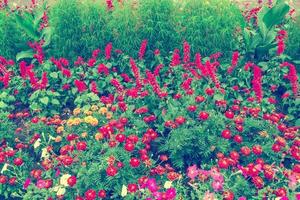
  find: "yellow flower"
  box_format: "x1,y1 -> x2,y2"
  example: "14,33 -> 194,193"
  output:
56,126 -> 64,134
95,132 -> 104,141
73,108 -> 81,116
73,118 -> 82,125
55,136 -> 62,143
66,119 -> 73,127
81,132 -> 88,138
84,116 -> 93,123
99,107 -> 108,115
91,105 -> 98,111
84,110 -> 92,116
106,112 -> 113,119
90,118 -> 98,126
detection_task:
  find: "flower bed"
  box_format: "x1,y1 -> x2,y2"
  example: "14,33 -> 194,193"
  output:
0,0 -> 299,199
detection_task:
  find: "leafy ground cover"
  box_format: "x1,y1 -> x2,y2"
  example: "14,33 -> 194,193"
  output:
0,0 -> 299,199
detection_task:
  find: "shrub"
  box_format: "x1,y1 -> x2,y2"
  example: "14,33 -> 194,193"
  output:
0,10 -> 28,59
108,0 -> 140,56
286,16 -> 300,60
49,0 -> 84,59
137,0 -> 179,57
177,0 -> 244,56
78,0 -> 111,58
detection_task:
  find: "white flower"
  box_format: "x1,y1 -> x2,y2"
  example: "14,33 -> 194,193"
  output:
164,181 -> 172,189
60,174 -> 71,186
121,185 -> 127,197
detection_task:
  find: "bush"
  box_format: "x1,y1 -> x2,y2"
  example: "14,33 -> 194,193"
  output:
48,0 -> 244,60
137,0 -> 179,56
108,0 -> 140,56
49,0 -> 84,59
0,10 -> 28,59
286,16 -> 300,60
178,0 -> 244,56
78,0 -> 111,58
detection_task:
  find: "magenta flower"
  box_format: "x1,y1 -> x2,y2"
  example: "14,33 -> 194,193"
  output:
23,178 -> 31,189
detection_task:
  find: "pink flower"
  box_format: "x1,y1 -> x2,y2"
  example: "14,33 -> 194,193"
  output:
195,53 -> 207,76
183,41 -> 190,63
227,51 -> 239,74
139,39 -> 148,60
87,58 -> 96,67
90,81 -> 99,94
36,180 -> 46,189
154,49 -> 160,56
146,178 -> 158,193
165,188 -> 176,199
280,62 -> 299,97
105,43 -> 113,60
187,165 -> 199,180
40,72 -> 48,89
62,68 -> 72,78
74,80 -> 87,93
170,49 -> 181,66
203,191 -> 215,200
130,58 -> 142,89
98,64 -> 109,76
211,181 -> 223,192
23,178 -> 31,189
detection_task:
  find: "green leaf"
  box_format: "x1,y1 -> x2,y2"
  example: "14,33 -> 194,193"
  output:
16,49 -> 35,61
295,119 -> 300,126
0,101 -> 7,109
262,0 -> 289,29
50,72 -> 58,79
15,13 -> 39,40
40,97 -> 49,105
51,99 -> 60,105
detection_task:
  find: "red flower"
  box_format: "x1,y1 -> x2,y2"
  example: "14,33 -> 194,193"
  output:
40,72 -> 48,89
130,58 -> 142,89
87,58 -> 96,67
195,53 -> 207,76
183,41 -> 190,63
98,64 -> 109,76
110,78 -> 124,92
62,68 -> 72,78
139,39 -> 148,60
90,81 -> 99,94
92,49 -> 101,58
245,63 -> 263,102
106,0 -> 114,10
170,49 -> 181,66
146,70 -> 166,98
276,30 -> 287,56
227,51 -> 239,74
206,60 -> 221,89
74,80 -> 87,93
153,64 -> 164,76
105,43 -> 113,60
280,62 -> 299,97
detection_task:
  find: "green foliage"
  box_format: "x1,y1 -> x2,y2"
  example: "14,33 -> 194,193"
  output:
286,16 -> 300,60
137,0 -> 179,56
78,0 -> 111,58
242,0 -> 290,61
178,0 -> 243,56
49,0 -> 84,59
0,11 -> 28,59
108,0 -> 140,56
